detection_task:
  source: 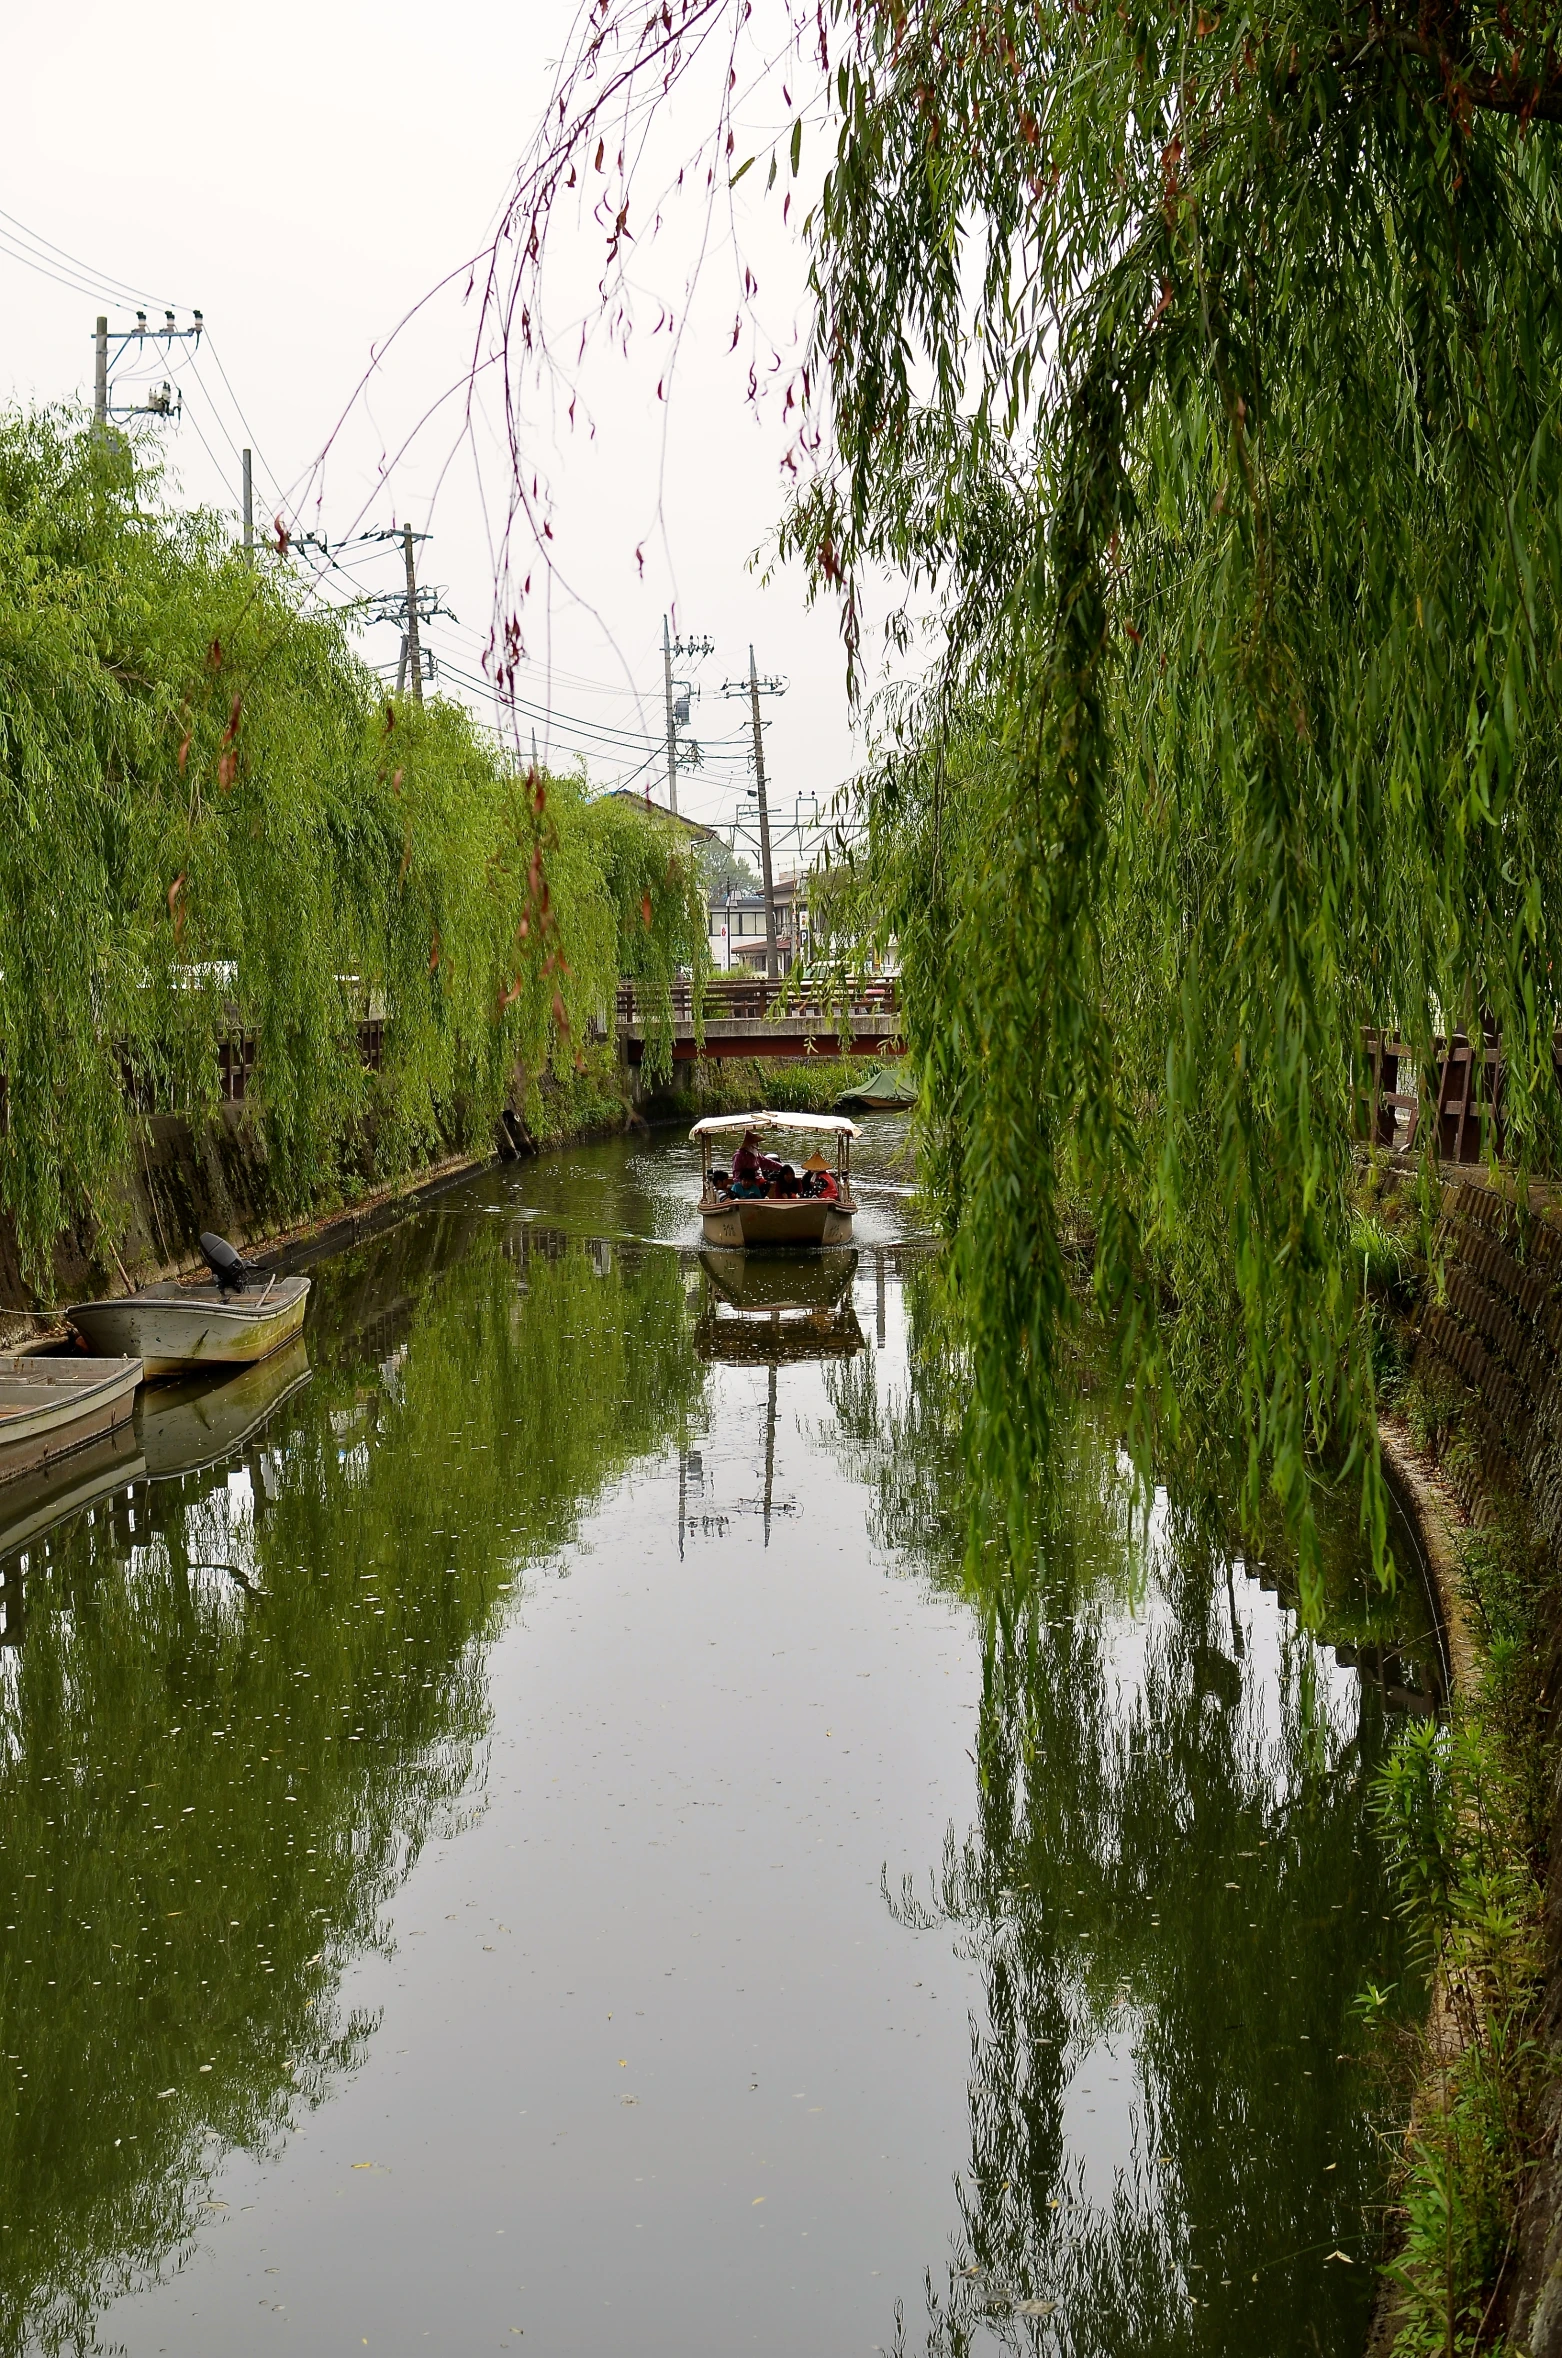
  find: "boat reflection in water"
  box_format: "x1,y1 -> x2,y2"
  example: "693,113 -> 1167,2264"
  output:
694,1247 -> 865,1366
692,1250 -> 867,1550
0,1337 -> 312,1653
134,1333 -> 312,1482
0,1424 -> 145,1648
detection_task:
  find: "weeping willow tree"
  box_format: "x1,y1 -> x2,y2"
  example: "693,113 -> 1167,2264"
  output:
487,0 -> 1562,1595
0,409 -> 707,1287
788,0 -> 1562,1593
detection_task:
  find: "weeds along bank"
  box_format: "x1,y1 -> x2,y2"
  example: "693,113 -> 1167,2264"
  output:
1355,1171 -> 1562,2354
0,410 -> 706,1295
644,1055 -> 906,1123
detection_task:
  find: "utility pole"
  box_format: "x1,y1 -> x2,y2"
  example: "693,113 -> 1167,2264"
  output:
722,650 -> 789,981
90,308 -> 201,432
241,449 -> 253,565
402,523 -> 424,706
662,614 -> 679,818
320,524 -> 448,693
749,649 -> 779,981
660,618 -> 714,816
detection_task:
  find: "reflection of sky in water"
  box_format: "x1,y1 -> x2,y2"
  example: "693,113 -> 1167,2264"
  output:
0,1141 -> 1428,2357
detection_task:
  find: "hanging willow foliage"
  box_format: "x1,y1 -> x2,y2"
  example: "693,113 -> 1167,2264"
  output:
755,0 -> 1562,1596
465,0 -> 1562,1596
0,410 -> 707,1287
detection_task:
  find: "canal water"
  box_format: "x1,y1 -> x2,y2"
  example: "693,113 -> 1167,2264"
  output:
0,1124 -> 1440,2357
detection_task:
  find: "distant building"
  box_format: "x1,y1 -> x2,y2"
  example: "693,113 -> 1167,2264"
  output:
600,789 -> 715,846
708,873 -> 804,973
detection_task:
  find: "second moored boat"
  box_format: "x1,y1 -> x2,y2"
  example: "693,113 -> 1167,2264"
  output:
66,1233 -> 310,1378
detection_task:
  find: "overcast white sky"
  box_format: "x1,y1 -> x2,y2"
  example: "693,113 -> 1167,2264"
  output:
5,0 -> 870,871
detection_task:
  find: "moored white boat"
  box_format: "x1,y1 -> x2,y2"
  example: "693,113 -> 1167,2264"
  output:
0,1356 -> 143,1484
690,1112 -> 860,1248
66,1274 -> 310,1377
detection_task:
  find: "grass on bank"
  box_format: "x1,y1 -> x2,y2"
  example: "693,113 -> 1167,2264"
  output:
642,1054 -> 908,1122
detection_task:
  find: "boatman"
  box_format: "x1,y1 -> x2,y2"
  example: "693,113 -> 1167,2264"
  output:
802,1149 -> 838,1200
732,1129 -> 764,1184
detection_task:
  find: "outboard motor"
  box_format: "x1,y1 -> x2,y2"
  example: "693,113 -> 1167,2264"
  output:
200,1231 -> 253,1298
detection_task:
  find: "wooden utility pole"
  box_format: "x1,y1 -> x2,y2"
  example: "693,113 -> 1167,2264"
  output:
241,449 -> 253,565
402,523 -> 423,705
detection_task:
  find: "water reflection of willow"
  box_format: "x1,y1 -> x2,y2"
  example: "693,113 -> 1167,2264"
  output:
0,1215 -> 705,2358
827,1278 -> 1430,2358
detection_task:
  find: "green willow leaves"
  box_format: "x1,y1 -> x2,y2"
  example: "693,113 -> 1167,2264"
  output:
772,0 -> 1562,1592
494,0 -> 1562,1594
0,411 -> 707,1284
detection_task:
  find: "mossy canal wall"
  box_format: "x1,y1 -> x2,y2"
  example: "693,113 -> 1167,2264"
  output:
1374,1174 -> 1562,2352
0,1104 -> 507,1349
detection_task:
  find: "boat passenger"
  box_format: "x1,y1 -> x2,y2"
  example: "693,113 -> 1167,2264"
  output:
709,1167 -> 732,1197
802,1149 -> 838,1201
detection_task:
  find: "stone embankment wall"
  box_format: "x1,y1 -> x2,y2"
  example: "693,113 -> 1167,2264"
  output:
0,1106 -> 504,1349
1402,1177 -> 1562,2351
1416,1181 -> 1562,1538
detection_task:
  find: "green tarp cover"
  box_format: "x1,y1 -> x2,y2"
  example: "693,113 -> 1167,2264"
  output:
836,1065 -> 916,1110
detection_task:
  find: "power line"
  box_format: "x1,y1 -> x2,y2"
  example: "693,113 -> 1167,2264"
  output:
0,202 -> 172,307
435,658 -> 707,756
200,331 -> 283,512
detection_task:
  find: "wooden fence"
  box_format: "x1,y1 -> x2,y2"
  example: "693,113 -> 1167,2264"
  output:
1358,1029 -> 1562,1163
614,974 -> 900,1027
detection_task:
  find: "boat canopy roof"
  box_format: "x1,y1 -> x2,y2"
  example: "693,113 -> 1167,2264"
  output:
689,1110 -> 861,1140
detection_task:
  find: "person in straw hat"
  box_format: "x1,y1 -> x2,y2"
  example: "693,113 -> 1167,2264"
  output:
802,1148 -> 838,1201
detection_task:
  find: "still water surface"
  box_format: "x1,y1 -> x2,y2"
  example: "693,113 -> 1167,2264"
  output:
0,1125 -> 1439,2356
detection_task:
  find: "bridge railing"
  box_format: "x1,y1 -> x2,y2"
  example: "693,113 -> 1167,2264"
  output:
615,974 -> 900,1027
1357,1027 -> 1562,1163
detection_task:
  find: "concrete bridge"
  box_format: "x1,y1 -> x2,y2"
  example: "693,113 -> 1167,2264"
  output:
614,976 -> 904,1067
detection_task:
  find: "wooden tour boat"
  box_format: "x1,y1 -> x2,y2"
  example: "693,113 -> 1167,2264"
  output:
0,1355 -> 143,1485
66,1273 -> 311,1378
692,1112 -> 860,1248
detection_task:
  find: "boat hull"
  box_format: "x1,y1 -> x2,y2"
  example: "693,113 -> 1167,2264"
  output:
0,1356 -> 143,1484
67,1277 -> 311,1377
699,1198 -> 855,1249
